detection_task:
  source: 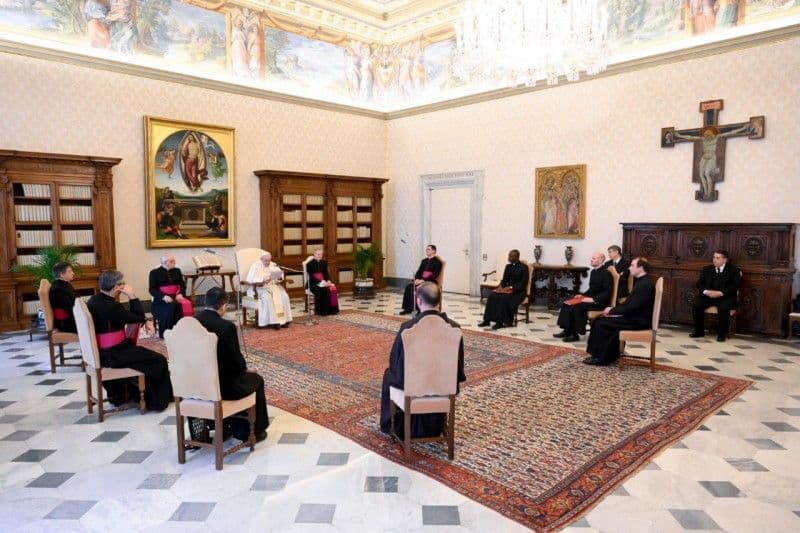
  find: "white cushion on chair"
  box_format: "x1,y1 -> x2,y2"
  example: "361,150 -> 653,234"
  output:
179,393 -> 256,419
390,386 -> 451,414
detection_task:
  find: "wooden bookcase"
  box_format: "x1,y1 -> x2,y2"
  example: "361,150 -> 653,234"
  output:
254,170 -> 387,296
0,150 -> 119,332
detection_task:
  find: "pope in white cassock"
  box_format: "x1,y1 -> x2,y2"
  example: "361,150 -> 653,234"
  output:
246,252 -> 292,328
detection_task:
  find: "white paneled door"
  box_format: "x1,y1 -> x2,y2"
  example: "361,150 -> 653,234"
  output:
430,187 -> 471,294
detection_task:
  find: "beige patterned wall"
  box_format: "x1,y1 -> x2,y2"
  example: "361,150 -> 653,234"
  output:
0,52 -> 386,296
385,37 -> 800,293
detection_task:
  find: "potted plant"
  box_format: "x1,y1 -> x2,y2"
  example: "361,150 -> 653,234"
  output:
12,245 -> 81,286
353,243 -> 382,294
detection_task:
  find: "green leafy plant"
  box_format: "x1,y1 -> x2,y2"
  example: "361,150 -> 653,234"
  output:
11,245 -> 81,287
353,243 -> 382,280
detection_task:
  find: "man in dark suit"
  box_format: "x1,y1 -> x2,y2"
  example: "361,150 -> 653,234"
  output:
49,261 -> 78,333
604,245 -> 630,298
690,249 -> 741,342
553,251 -> 612,342
584,257 -> 656,366
197,287 -> 269,442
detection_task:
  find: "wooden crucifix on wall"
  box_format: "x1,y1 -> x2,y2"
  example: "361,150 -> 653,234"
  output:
661,99 -> 764,202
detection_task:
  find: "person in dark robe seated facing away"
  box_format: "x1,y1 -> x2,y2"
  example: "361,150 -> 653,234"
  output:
380,282 -> 466,438
87,270 -> 172,410
583,257 -> 656,366
306,248 -> 339,315
400,244 -> 443,315
197,287 -> 269,442
148,254 -> 193,338
477,249 -> 528,330
604,244 -> 630,298
689,249 -> 741,342
49,261 -> 78,333
553,251 -> 612,342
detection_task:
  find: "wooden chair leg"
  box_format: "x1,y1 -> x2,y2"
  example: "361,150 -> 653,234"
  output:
650,339 -> 656,372
389,401 -> 396,438
96,371 -> 105,422
137,375 -> 146,414
214,403 -> 223,470
58,343 -> 65,365
48,340 -> 56,374
618,340 -> 626,369
404,411 -> 411,460
248,405 -> 256,451
85,372 -> 93,414
175,398 -> 186,464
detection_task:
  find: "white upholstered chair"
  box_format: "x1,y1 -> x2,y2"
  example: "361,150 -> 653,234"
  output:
38,279 -> 82,373
73,299 -> 146,422
389,315 -> 462,460
165,317 -> 256,470
618,277 -> 664,372
235,248 -> 266,326
302,255 -> 314,312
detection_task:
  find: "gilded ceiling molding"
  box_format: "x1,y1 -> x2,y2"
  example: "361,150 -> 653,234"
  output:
184,0 -> 229,10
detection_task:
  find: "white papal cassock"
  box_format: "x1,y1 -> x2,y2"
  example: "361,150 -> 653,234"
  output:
246,260 -> 292,327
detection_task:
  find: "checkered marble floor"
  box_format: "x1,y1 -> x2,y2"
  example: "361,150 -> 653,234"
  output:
0,290 -> 798,532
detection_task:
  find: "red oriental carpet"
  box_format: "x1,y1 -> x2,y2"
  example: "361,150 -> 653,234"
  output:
212,312 -> 751,531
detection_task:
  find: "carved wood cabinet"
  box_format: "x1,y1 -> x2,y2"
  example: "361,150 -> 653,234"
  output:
254,170 -> 387,297
0,150 -> 119,332
622,223 -> 796,336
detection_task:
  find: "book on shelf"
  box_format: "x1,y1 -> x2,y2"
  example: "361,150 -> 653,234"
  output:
356,226 -> 371,239
15,230 -> 54,248
283,227 -> 302,240
75,252 -> 96,266
59,205 -> 93,223
14,204 -> 52,222
22,300 -> 41,315
59,185 -> 92,199
356,212 -> 372,222
356,197 -> 372,207
20,183 -> 50,198
61,229 -> 94,246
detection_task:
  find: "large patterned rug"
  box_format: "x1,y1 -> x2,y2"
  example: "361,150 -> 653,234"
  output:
239,312 -> 748,531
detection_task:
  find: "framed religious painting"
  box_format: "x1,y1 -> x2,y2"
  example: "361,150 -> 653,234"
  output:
144,116 -> 235,248
534,164 -> 586,239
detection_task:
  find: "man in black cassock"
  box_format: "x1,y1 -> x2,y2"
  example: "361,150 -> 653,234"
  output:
689,249 -> 741,342
49,261 -> 78,333
584,257 -> 656,366
197,287 -> 269,442
148,254 -> 191,338
400,244 -> 443,314
306,248 -> 339,315
478,249 -> 528,330
380,282 -> 466,438
604,244 -> 631,298
87,270 -> 172,410
553,251 -> 612,342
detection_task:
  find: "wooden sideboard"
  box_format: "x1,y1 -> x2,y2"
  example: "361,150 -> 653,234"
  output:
622,223 -> 796,336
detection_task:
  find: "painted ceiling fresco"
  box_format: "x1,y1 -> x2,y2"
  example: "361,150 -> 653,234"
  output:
0,1 -> 798,111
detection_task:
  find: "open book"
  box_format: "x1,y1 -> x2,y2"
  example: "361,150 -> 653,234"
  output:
192,254 -> 222,270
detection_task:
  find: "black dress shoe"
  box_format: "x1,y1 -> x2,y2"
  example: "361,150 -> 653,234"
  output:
582,356 -> 603,365
255,431 -> 267,443
562,334 -> 579,342
689,331 -> 705,338
477,321 -> 490,327
553,330 -> 569,338
716,334 -> 725,342
491,323 -> 505,330
399,310 -> 411,315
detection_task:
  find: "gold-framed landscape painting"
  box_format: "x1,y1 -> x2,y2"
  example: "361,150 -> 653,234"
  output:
145,116 -> 235,248
534,164 -> 586,239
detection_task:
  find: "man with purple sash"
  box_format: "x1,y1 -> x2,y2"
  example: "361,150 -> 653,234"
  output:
305,249 -> 339,315
87,270 -> 172,410
400,244 -> 442,315
149,255 -> 193,338
49,261 -> 78,333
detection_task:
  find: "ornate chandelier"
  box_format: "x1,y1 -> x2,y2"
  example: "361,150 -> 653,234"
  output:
455,0 -> 610,87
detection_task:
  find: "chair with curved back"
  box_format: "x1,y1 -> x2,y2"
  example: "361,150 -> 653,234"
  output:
302,255 -> 315,313
389,314 -> 462,460
38,279 -> 82,373
165,317 -> 256,470
616,273 -> 635,305
618,277 -> 664,372
73,299 -> 146,422
588,266 -> 621,322
513,260 -> 535,326
235,248 -> 267,326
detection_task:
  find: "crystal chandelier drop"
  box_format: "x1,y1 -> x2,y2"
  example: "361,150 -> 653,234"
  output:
455,0 -> 610,87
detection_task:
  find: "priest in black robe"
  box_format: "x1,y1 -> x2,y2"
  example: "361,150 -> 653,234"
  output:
197,287 -> 269,442
554,251 -> 612,342
148,254 -> 192,338
584,257 -> 655,366
690,250 -> 741,342
49,261 -> 78,333
306,249 -> 339,315
87,270 -> 172,410
400,244 -> 443,314
604,245 -> 631,298
380,282 -> 466,438
477,249 -> 528,330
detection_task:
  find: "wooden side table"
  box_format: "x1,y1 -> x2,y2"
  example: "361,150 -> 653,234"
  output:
183,269 -> 237,300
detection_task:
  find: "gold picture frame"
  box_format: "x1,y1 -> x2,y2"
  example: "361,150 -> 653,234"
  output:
534,164 -> 586,239
145,116 -> 235,248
